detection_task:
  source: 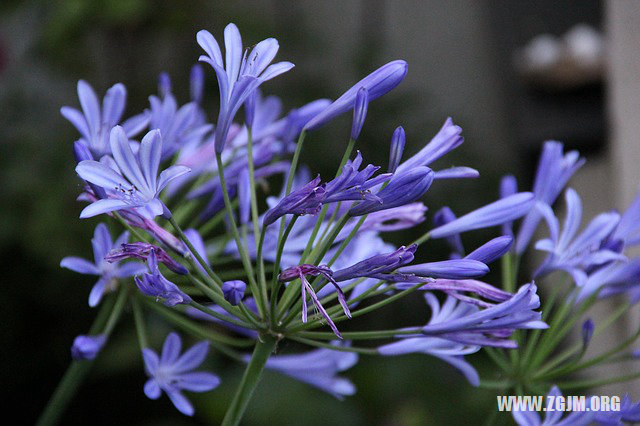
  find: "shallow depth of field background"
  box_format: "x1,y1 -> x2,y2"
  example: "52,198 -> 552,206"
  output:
3,1 -> 636,424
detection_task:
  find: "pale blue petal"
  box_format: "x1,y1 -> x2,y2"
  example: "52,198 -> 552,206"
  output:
196,30 -> 223,67
166,390 -> 194,416
115,262 -> 147,277
80,199 -> 132,218
142,348 -> 160,374
259,61 -> 295,81
172,341 -> 209,373
60,107 -> 90,140
77,80 -> 100,137
144,379 -> 161,400
88,277 -> 107,307
76,160 -> 131,190
102,83 -> 126,125
161,332 -> 182,365
92,223 -> 113,263
60,257 -> 99,275
175,372 -> 220,392
157,165 -> 191,193
138,129 -> 162,192
109,126 -> 150,194
224,23 -> 243,85
122,112 -> 150,137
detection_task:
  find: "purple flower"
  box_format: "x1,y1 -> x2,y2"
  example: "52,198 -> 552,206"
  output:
534,189 -> 623,287
197,24 -> 294,152
398,258 -> 489,280
512,386 -> 593,425
576,259 -> 640,302
348,166 -> 434,216
143,333 -> 220,416
433,206 -> 464,258
61,223 -> 145,307
433,167 -> 479,180
332,245 -> 417,282
76,126 -> 190,218
357,202 -> 427,233
323,152 -> 391,204
465,236 -> 513,264
222,280 -> 246,306
304,60 -> 408,131
260,342 -> 358,399
398,279 -> 512,307
395,118 -> 463,175
237,168 -> 251,225
106,242 -> 188,275
388,126 -> 405,173
420,283 -> 548,343
378,293 -> 481,386
61,80 -> 149,156
71,334 -> 106,360
134,250 -> 192,307
595,394 -> 640,425
429,192 -> 535,239
515,141 -> 585,254
263,175 -> 326,226
279,264 -> 351,338
147,78 -> 210,159
350,87 -> 369,140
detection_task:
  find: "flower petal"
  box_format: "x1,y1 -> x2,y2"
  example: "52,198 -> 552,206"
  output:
157,165 -> 191,193
102,83 -> 126,125
109,126 -> 150,194
138,129 -> 162,192
60,257 -> 99,275
172,341 -> 209,373
60,107 -> 90,141
166,390 -> 194,416
77,80 -> 100,137
175,372 -> 220,392
88,277 -> 108,307
161,332 -> 182,365
144,379 -> 161,400
76,160 -> 131,190
79,199 -> 132,219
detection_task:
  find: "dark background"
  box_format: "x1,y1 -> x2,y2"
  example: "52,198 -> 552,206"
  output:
0,1 -> 604,424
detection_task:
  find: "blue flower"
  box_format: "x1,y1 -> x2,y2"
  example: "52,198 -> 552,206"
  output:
260,343 -> 358,399
512,386 -> 593,425
576,259 -> 640,302
279,264 -> 351,338
61,223 -> 145,307
348,166 -> 434,216
350,87 -> 369,140
143,332 -> 220,416
378,293 -> 482,386
71,334 -> 106,360
61,80 -> 149,156
75,126 -> 190,218
398,258 -> 489,279
304,60 -> 407,131
106,241 -> 188,275
429,192 -> 535,239
515,141 -> 585,254
332,244 -> 417,282
222,280 -> 246,306
534,189 -> 623,287
500,175 -> 518,237
134,250 -> 192,307
388,126 -> 406,173
197,24 -> 294,153
420,283 -> 548,344
465,236 -> 513,264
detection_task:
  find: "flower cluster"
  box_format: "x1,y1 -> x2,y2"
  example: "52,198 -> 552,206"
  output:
46,22 -> 640,425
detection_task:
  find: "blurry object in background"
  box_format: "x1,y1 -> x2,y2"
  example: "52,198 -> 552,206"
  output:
515,24 -> 604,91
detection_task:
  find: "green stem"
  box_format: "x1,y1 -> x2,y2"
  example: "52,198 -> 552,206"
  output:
221,335 -> 277,426
215,152 -> 265,318
37,289 -> 127,426
289,336 -> 377,355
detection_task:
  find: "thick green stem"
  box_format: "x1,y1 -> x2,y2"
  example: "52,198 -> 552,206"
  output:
221,335 -> 277,426
37,288 -> 128,426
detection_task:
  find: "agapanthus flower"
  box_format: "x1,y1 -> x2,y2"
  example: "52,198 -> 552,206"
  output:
71,334 -> 106,361
304,60 -> 408,131
515,141 -> 585,254
259,343 -> 358,399
134,250 -> 192,307
350,87 -> 369,140
398,258 -> 489,280
222,280 -> 246,306
147,73 -> 211,159
348,166 -> 434,216
429,192 -> 535,239
143,332 -> 220,416
61,80 -> 149,156
332,244 -> 417,282
534,188 -> 623,286
395,117 -> 463,175
420,283 -> 548,344
378,293 -> 482,385
196,23 -> 294,152
512,386 -> 593,425
76,126 -> 190,218
106,242 -> 188,275
465,236 -> 513,264
263,153 -> 392,226
433,206 -> 464,258
401,279 -> 512,307
278,264 -> 351,338
61,223 -> 145,307
388,126 -> 405,173
575,258 -> 640,302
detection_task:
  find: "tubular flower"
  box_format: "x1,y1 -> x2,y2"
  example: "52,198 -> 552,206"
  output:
61,223 -> 145,307
134,250 -> 192,307
196,23 -> 294,152
143,333 -> 220,416
76,126 -> 190,218
61,80 -> 149,156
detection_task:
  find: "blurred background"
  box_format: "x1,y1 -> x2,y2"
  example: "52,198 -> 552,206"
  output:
1,0 -> 638,424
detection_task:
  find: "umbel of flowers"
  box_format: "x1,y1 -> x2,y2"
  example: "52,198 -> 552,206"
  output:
39,23 -> 640,425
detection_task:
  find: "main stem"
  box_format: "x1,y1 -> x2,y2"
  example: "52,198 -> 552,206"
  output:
221,335 -> 277,426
